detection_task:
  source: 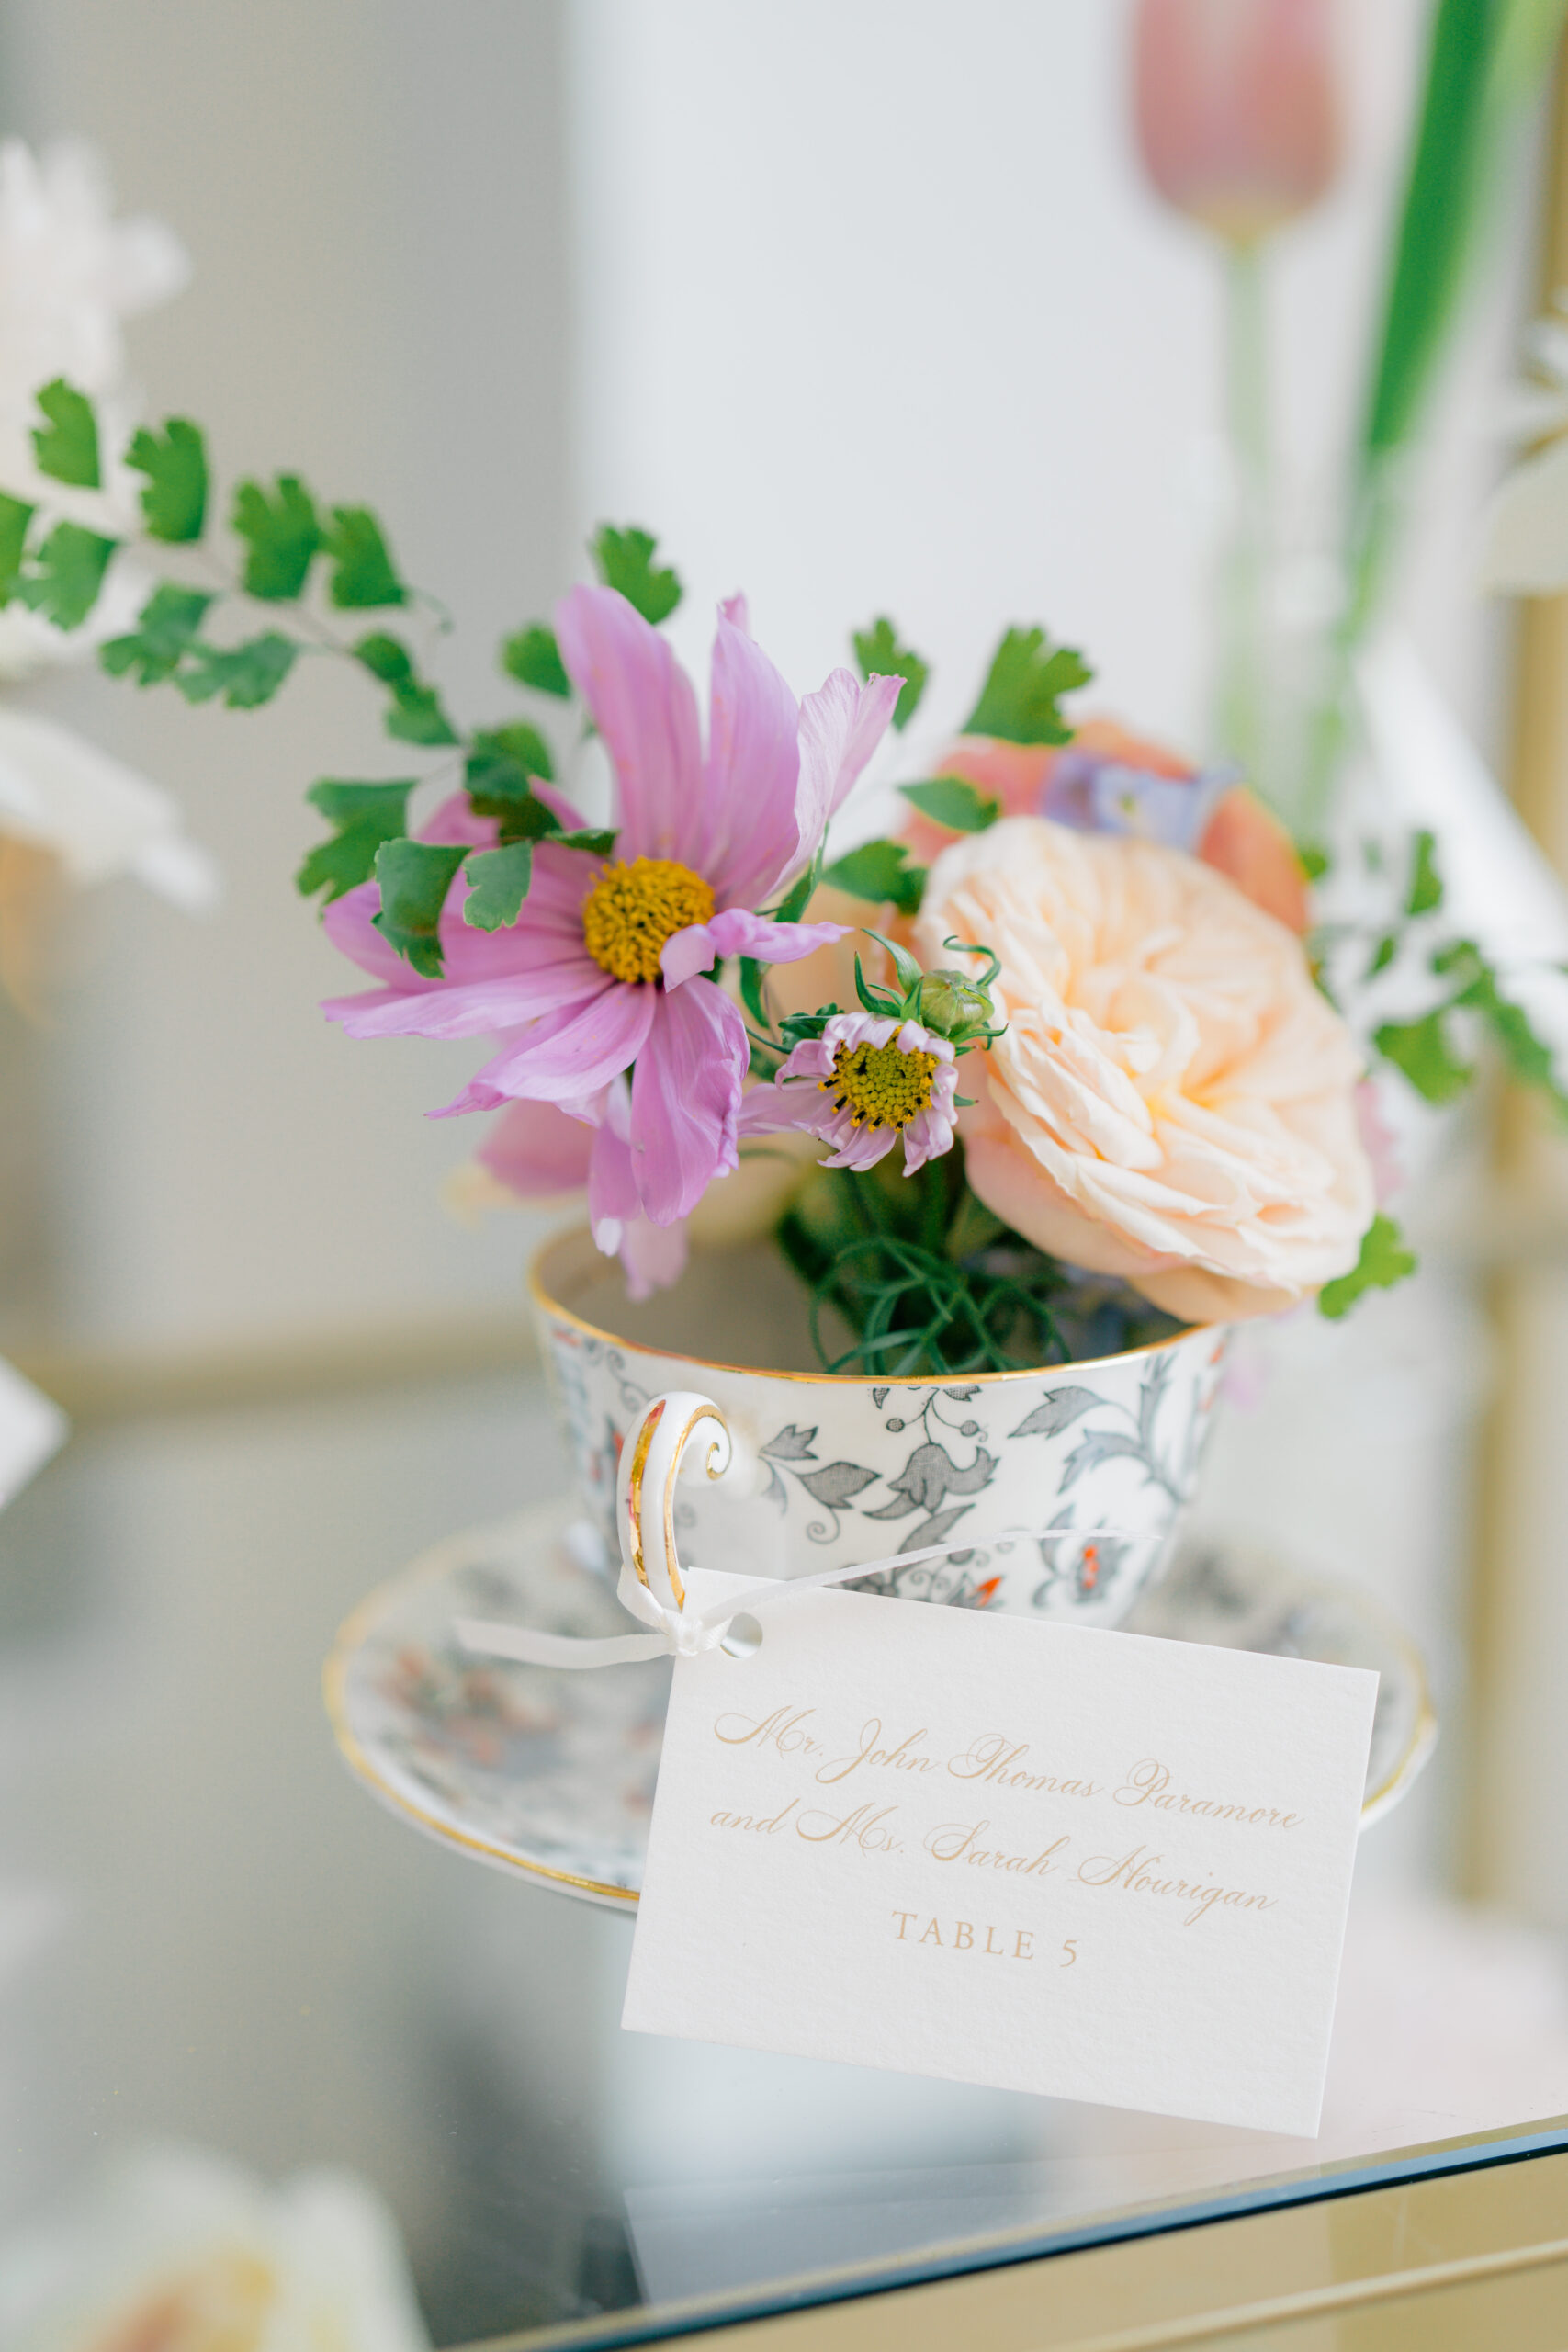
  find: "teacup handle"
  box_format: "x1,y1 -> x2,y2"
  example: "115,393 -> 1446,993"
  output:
615,1390 -> 733,1616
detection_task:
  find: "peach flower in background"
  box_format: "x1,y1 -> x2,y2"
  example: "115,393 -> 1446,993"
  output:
918,817 -> 1371,1323
913,722 -> 1311,933
1132,0 -> 1340,244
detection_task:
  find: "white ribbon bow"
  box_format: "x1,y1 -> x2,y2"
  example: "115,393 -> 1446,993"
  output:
457,1389 -> 1137,1672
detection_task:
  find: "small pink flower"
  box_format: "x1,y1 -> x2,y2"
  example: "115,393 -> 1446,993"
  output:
739,1011 -> 959,1176
1133,0 -> 1340,243
1354,1079 -> 1404,1207
321,586 -> 902,1234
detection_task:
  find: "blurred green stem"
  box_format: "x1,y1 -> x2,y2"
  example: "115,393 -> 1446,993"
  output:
1216,238 -> 1271,796
1297,0 -> 1568,845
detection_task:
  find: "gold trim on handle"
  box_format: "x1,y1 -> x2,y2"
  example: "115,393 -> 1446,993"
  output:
657,1400 -> 733,1613
624,1398 -> 665,1598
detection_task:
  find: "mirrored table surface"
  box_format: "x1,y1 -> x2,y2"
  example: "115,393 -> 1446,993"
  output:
2,1364 -> 1565,2346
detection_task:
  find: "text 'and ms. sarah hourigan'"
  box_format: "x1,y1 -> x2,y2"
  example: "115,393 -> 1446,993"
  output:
707,1706 -> 1303,1936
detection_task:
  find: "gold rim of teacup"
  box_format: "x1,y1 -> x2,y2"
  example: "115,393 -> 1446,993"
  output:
528,1225 -> 1219,1387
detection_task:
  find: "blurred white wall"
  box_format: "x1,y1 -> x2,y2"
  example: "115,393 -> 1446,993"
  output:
567,0 -> 1515,755
3,0 -> 571,1351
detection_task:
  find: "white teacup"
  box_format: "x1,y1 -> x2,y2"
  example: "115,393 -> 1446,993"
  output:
530,1227 -> 1227,1629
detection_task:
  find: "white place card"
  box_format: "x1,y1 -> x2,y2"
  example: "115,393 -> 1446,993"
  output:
623,1571 -> 1378,2135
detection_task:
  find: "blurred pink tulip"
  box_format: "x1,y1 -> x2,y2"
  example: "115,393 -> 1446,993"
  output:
1134,0 -> 1340,242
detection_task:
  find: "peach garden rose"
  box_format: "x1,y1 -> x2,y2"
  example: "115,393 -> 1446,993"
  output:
917,815 -> 1373,1323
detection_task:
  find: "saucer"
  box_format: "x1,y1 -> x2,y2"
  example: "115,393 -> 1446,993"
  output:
325,1501 -> 1436,1910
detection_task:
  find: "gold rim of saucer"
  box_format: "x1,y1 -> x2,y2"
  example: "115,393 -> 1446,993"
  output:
529,1225 -> 1222,1389
323,1504 -> 642,1907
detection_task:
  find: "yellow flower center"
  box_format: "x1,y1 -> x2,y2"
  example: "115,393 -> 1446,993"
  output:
581,857 -> 716,985
822,1038 -> 938,1130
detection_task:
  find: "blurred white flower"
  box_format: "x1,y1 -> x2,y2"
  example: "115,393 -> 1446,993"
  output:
0,707 -> 216,910
0,138 -> 188,679
0,2143 -> 432,2352
0,141 -> 214,921
1480,288 -> 1568,595
0,1354 -> 65,1509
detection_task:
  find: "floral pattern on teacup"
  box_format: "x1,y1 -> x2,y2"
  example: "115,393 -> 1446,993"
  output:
535,1303 -> 1227,1628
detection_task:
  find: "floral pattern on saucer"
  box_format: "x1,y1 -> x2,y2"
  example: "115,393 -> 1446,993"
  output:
328,1500 -> 1436,1905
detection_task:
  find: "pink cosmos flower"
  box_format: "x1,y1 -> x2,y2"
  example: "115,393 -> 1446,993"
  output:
321,585 -> 902,1234
474,1091 -> 689,1301
739,1011 -> 959,1176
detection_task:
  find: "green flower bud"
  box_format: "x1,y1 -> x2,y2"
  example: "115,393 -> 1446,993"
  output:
915,967 -> 1002,1046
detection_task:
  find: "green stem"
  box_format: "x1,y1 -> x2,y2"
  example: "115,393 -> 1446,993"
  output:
1298,469 -> 1395,842
1214,238 -> 1272,795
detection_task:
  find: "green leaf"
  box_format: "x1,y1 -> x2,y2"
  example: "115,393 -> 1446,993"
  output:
232,475 -> 321,599
386,682 -> 459,746
462,841 -> 536,931
0,495 -> 35,605
822,839 -> 927,918
1438,936 -> 1568,1120
590,524 -> 682,623
17,522 -> 117,628
501,622 -> 572,697
898,776 -> 999,833
1482,989 -> 1568,1114
1364,932 -> 1399,981
464,727 -> 555,814
468,786 -> 559,842
31,378 -> 99,488
1373,1008 -> 1473,1103
556,827 -> 616,855
1362,0 -> 1513,466
353,634 -> 458,746
324,504 -> 406,608
100,583 -> 216,684
482,719 -> 553,782
371,838 -> 466,975
175,631 -> 299,708
863,926 -> 926,1000
963,627 -> 1092,745
463,728 -> 596,845
353,630 -> 413,684
852,616 -> 929,730
296,823 -> 395,902
306,777 -> 416,831
296,778 -> 416,903
127,419 -> 208,541
1318,1215 -> 1418,1320
1404,829 -> 1443,916
1299,842 -> 1331,881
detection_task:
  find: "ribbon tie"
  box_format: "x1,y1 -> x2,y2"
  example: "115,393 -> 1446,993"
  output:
458,1389 -> 1141,1673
